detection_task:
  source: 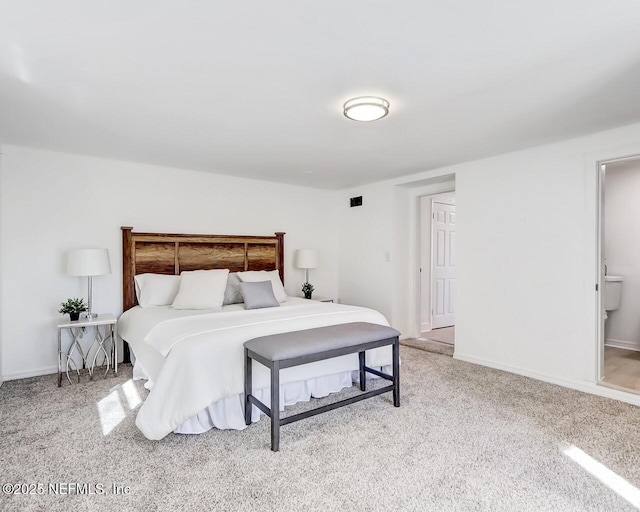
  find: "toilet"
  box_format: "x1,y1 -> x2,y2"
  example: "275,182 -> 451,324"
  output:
604,275 -> 623,321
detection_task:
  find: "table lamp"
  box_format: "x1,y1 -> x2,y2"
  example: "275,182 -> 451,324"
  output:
66,248 -> 111,318
294,249 -> 319,285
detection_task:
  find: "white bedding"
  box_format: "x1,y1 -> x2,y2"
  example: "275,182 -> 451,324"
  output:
118,298 -> 393,440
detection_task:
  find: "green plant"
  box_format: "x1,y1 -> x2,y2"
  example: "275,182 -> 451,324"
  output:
59,298 -> 88,315
301,282 -> 315,294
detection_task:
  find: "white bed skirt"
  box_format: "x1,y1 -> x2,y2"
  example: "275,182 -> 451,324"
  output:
174,371 -> 355,434
133,358 -> 358,433
133,358 -> 386,435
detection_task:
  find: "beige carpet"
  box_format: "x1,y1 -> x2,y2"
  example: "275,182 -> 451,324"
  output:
2,346 -> 640,511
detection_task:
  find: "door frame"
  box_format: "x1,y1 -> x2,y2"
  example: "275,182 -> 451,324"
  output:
430,198 -> 456,330
594,152 -> 640,383
406,176 -> 456,340
418,196 -> 432,333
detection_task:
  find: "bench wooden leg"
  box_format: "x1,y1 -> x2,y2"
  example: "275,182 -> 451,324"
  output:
244,348 -> 252,426
271,361 -> 280,452
358,351 -> 366,391
392,338 -> 400,407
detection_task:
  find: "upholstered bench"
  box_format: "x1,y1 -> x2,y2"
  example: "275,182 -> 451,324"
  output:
244,322 -> 401,451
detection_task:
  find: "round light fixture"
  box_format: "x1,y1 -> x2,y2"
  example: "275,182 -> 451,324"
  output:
343,96 -> 389,122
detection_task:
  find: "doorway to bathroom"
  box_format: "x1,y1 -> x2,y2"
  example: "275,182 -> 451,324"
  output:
418,192 -> 456,346
599,156 -> 640,394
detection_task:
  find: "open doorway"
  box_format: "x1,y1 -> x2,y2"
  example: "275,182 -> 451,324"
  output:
418,192 -> 456,346
599,157 -> 640,394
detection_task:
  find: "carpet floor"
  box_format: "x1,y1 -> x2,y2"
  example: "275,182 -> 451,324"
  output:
1,346 -> 640,511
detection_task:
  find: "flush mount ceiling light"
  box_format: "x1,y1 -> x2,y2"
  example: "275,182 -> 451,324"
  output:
343,96 -> 389,122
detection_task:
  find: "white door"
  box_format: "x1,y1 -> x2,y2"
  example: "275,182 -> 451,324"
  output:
431,201 -> 456,328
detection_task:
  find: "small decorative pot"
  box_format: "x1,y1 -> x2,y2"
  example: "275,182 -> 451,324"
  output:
304,291 -> 312,300
69,312 -> 80,321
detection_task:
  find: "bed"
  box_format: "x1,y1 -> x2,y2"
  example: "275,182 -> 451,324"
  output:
117,227 -> 393,440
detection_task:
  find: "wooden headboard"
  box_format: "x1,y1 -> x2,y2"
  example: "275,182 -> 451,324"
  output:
121,226 -> 285,312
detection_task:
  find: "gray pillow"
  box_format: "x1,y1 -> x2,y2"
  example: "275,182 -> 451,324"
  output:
223,273 -> 243,305
240,281 -> 280,310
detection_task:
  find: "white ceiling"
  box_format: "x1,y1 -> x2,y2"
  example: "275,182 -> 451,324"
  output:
2,1 -> 640,189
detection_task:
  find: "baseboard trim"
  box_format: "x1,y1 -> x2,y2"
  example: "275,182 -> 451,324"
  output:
3,366 -> 58,381
605,338 -> 640,352
454,352 -> 640,407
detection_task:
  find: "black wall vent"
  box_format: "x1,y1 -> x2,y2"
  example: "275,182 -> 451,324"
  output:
350,196 -> 363,207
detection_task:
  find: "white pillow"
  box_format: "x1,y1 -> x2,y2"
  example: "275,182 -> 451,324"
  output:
237,270 -> 287,303
134,273 -> 181,308
171,269 -> 230,310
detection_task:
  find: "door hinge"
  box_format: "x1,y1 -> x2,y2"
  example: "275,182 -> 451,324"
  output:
595,283 -> 599,291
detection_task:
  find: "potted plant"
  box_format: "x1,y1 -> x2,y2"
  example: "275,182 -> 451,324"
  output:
301,282 -> 315,300
59,298 -> 87,321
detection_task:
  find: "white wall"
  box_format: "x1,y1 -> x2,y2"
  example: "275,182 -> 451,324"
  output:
0,146 -> 3,386
604,159 -> 640,350
337,122 -> 640,406
0,145 -> 340,379
453,146 -> 587,380
6,120 -> 640,411
337,183 -> 395,321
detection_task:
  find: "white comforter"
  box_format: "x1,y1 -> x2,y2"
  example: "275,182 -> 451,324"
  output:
118,298 -> 392,440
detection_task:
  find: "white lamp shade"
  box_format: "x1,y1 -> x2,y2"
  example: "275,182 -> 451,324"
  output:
294,249 -> 319,269
66,248 -> 112,277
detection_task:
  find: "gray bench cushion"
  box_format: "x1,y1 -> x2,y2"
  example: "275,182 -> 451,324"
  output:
244,322 -> 400,362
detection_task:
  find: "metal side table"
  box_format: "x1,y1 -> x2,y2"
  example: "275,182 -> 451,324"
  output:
57,314 -> 118,387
